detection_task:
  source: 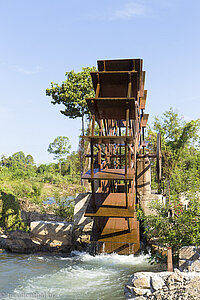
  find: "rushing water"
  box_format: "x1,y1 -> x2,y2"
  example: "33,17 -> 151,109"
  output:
0,250 -> 159,300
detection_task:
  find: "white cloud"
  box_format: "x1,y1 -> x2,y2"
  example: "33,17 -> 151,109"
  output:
112,2 -> 146,20
10,64 -> 41,75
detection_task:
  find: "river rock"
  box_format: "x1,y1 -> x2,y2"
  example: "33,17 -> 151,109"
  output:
151,274 -> 165,291
133,287 -> 151,296
188,259 -> 200,272
30,221 -> 73,238
179,246 -> 200,271
125,271 -> 200,300
73,193 -> 93,249
179,246 -> 198,260
132,273 -> 151,289
0,220 -> 74,253
0,231 -> 41,253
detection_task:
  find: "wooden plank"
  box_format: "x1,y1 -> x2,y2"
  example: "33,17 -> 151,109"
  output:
85,207 -> 135,218
99,241 -> 140,254
86,98 -> 136,120
92,217 -> 140,245
81,135 -> 134,144
97,59 -> 142,72
91,72 -> 139,99
82,168 -> 135,180
139,90 -> 147,110
141,114 -> 149,127
84,193 -> 135,217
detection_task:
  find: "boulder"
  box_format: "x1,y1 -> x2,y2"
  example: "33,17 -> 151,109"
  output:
188,259 -> 200,272
179,246 -> 199,260
0,231 -> 41,253
151,274 -> 165,291
133,275 -> 150,289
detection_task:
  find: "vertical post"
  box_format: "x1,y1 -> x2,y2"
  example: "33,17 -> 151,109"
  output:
125,107 -> 129,176
80,113 -> 84,186
91,180 -> 95,209
127,72 -> 132,98
91,114 -> 95,177
119,124 -> 122,168
125,141 -> 127,176
91,141 -> 94,177
91,114 -> 95,207
125,181 -> 129,207
92,114 -> 95,136
167,247 -> 173,272
126,107 -> 129,136
98,120 -> 103,172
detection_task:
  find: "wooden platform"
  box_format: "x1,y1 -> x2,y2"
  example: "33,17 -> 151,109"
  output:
82,168 -> 135,181
84,193 -> 135,217
97,59 -> 143,72
91,217 -> 140,254
81,135 -> 134,144
86,97 -> 136,120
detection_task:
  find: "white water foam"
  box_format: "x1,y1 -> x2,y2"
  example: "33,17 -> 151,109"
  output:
1,251 -> 154,300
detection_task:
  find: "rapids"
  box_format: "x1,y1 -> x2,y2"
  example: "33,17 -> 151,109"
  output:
0,250 -> 158,300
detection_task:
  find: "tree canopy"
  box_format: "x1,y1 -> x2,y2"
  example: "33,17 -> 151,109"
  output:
48,136 -> 71,162
147,108 -> 200,195
46,67 -> 96,119
1,152 -> 35,169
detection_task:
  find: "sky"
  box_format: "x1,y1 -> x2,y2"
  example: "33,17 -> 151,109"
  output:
0,0 -> 200,164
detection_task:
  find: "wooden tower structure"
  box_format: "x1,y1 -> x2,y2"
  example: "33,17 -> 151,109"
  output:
82,59 -> 149,254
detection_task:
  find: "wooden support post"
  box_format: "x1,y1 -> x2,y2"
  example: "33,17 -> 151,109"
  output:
125,106 -> 129,176
91,181 -> 95,209
125,181 -> 129,208
91,141 -> 94,177
119,125 -> 122,168
98,145 -> 101,171
125,141 -> 128,176
127,81 -> 132,98
127,218 -> 131,233
167,247 -> 173,272
91,114 -> 95,178
96,83 -> 100,98
92,114 -> 95,136
126,107 -> 129,136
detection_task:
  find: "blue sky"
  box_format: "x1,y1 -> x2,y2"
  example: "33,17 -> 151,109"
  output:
0,0 -> 200,164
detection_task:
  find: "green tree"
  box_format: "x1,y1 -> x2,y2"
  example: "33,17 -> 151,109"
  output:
140,195 -> 200,259
46,67 -> 96,183
26,154 -> 34,166
48,136 -> 71,173
147,108 -> 200,195
0,152 -> 36,178
46,67 -> 96,120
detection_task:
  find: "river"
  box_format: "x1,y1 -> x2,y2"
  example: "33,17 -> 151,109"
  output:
0,250 -> 159,300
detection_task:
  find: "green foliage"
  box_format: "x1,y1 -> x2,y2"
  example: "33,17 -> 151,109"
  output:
52,192 -> 74,221
63,151 -> 81,176
148,252 -> 167,265
48,136 -> 71,162
46,67 -> 96,119
0,152 -> 36,180
147,108 -> 200,195
48,136 -> 72,175
144,195 -> 200,252
0,191 -> 27,231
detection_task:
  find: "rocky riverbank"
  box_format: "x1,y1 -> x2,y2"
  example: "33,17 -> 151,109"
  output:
125,268 -> 200,299
0,193 -> 92,254
0,221 -> 73,253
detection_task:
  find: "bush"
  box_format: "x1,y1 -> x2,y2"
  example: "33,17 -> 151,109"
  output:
0,191 -> 28,231
53,192 -> 74,221
143,194 -> 200,253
